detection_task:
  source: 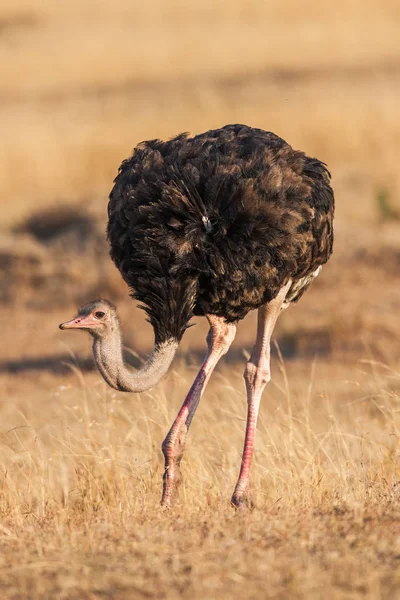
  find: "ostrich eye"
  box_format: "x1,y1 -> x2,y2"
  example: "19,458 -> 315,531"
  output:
94,311 -> 105,319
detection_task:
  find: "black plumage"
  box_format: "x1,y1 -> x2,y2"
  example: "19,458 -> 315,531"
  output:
107,124 -> 334,344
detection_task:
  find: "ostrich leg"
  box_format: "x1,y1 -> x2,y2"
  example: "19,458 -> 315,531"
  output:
161,315 -> 236,507
232,282 -> 291,508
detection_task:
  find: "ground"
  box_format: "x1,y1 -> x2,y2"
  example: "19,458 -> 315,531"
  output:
1,359 -> 400,598
1,1 -> 400,598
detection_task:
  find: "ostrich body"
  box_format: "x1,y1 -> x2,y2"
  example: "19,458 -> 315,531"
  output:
60,124 -> 334,507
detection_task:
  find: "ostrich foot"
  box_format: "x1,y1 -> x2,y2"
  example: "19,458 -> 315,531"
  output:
231,486 -> 254,509
161,464 -> 182,508
161,423 -> 187,508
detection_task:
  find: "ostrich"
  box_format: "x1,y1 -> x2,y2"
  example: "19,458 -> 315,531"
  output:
60,124 -> 334,508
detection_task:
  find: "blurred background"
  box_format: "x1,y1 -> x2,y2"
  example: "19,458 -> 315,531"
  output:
1,0 -> 400,371
1,5 -> 400,594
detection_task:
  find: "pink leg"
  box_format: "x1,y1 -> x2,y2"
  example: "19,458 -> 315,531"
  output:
232,283 -> 291,508
161,315 -> 236,508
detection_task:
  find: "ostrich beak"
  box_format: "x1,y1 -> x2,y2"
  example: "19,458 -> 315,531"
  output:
59,314 -> 100,330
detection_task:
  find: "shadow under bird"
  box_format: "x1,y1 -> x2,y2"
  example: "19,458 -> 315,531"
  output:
60,124 -> 334,508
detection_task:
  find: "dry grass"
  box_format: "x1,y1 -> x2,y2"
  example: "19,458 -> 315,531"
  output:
1,356 -> 400,599
1,0 -> 400,598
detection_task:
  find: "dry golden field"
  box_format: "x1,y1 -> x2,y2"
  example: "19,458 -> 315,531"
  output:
1,1 -> 400,598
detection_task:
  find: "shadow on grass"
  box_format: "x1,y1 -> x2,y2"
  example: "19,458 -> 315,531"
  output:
0,330 -> 332,374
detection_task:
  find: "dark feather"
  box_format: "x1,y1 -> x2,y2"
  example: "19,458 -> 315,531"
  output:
107,124 -> 334,343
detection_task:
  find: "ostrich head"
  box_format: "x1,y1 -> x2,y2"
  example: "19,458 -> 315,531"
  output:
58,298 -> 178,393
59,299 -> 119,339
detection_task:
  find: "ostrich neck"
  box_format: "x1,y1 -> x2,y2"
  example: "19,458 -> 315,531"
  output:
92,329 -> 178,393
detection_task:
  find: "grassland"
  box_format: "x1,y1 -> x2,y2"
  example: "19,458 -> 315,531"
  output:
1,357 -> 400,599
1,0 -> 400,598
